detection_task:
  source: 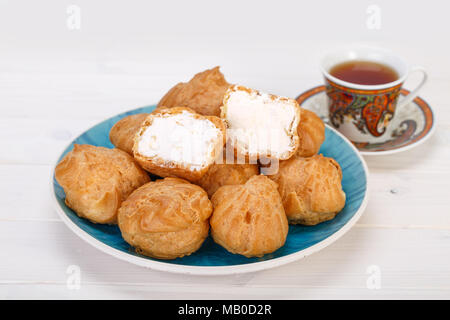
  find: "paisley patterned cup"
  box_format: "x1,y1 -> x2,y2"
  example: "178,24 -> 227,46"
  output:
320,46 -> 427,144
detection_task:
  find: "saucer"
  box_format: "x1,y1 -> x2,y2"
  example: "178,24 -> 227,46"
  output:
296,86 -> 435,156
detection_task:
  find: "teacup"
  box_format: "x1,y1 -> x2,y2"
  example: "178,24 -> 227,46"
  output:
320,46 -> 427,143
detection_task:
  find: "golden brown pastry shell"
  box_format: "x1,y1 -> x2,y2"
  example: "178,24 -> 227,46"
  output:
210,175 -> 288,257
296,108 -> 325,157
195,162 -> 259,198
118,177 -> 213,259
157,66 -> 230,116
55,144 -> 149,224
269,154 -> 346,226
194,147 -> 260,197
221,85 -> 301,161
109,113 -> 149,155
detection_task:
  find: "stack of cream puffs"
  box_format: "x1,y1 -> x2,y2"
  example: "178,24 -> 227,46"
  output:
55,66 -> 345,260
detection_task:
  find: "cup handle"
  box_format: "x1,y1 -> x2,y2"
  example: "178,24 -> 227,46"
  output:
397,66 -> 428,109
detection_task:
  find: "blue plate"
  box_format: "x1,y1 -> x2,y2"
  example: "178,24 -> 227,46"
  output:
52,105 -> 369,275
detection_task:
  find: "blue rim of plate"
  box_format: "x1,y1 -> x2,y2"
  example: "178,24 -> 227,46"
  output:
51,105 -> 369,275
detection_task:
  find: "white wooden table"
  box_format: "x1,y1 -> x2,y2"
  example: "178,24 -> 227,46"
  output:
1,1 -> 449,299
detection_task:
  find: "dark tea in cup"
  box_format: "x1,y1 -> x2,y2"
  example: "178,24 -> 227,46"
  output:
320,46 -> 427,143
329,60 -> 399,85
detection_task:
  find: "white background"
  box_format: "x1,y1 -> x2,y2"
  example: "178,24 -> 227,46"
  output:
0,0 -> 449,299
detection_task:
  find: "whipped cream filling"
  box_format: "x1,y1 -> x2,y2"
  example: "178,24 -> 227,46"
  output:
225,88 -> 300,158
137,111 -> 222,171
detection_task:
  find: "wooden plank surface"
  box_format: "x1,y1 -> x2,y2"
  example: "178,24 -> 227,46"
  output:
1,73 -> 449,299
0,221 -> 449,299
1,1 -> 449,300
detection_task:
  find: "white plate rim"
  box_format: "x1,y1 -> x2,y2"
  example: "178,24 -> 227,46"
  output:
50,121 -> 370,276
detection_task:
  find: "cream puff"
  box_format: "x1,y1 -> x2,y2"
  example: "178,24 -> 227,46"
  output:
210,175 -> 288,257
109,113 -> 149,155
221,85 -> 301,161
55,144 -> 149,224
296,108 -> 325,157
158,66 -> 230,116
269,154 -> 346,225
133,107 -> 226,182
118,177 -> 212,259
